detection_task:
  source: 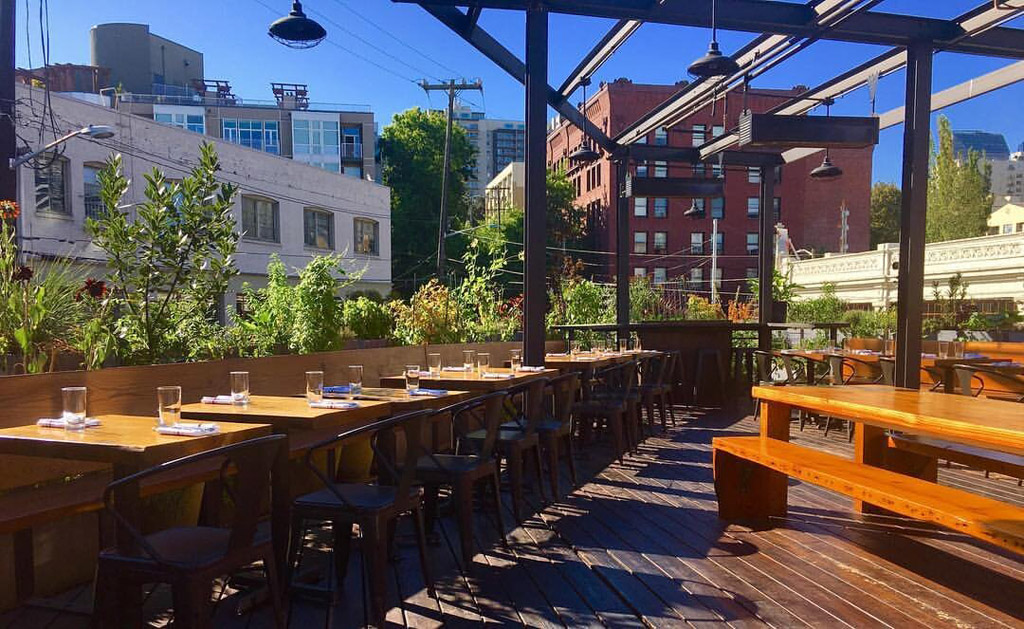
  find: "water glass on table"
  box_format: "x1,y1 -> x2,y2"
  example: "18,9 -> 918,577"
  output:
156,386 -> 181,427
62,386 -> 87,431
428,353 -> 442,376
347,365 -> 363,398
510,349 -> 522,372
884,339 -> 895,357
477,353 -> 490,375
463,350 -> 475,372
618,338 -> 628,353
306,370 -> 324,405
952,341 -> 964,359
405,365 -> 421,392
230,371 -> 250,405
938,341 -> 950,359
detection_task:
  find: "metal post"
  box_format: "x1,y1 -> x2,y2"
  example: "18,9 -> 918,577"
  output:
437,85 -> 455,282
523,7 -> 548,366
757,165 -> 776,352
711,217 -> 719,305
894,42 -> 933,389
615,159 -> 630,339
0,0 -> 16,212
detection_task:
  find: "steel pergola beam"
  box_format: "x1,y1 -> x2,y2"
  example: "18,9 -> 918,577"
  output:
400,0 -> 1024,57
557,18 -> 643,99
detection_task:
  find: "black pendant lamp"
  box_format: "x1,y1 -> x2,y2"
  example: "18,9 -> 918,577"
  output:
809,97 -> 844,180
688,0 -> 739,78
569,77 -> 600,164
683,198 -> 703,217
269,1 -> 327,49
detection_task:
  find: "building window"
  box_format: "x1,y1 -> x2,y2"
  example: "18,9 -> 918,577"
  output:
690,232 -> 705,255
689,198 -> 705,218
1017,222 -> 1024,233
715,232 -> 725,251
713,267 -> 723,289
293,117 -> 341,172
746,232 -> 759,255
712,124 -> 725,138
154,109 -> 205,133
633,231 -> 648,254
634,197 -> 648,217
653,198 -> 668,218
746,267 -> 759,279
654,161 -> 667,178
636,161 -> 648,178
341,126 -> 362,159
712,162 -> 723,178
303,208 -> 334,249
634,267 -> 646,277
1003,224 -> 1014,234
774,196 -> 781,220
354,218 -> 379,256
83,163 -> 104,219
241,196 -> 280,242
654,127 -> 668,146
693,163 -> 706,177
653,267 -> 667,284
34,153 -> 69,214
748,167 -> 761,183
711,197 -> 724,219
222,119 -> 280,154
690,267 -> 703,286
692,124 -> 706,146
653,231 -> 668,254
747,197 -> 760,218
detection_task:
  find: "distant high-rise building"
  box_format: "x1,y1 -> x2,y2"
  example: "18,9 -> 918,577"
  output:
448,105 -> 525,197
952,130 -> 1010,160
953,130 -> 1022,207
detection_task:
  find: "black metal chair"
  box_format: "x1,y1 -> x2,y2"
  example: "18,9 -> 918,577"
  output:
954,364 -> 1024,402
94,434 -> 288,629
287,410 -> 436,629
576,361 -> 639,461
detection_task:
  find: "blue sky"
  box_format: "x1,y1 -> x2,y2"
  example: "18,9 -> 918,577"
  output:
17,0 -> 1024,183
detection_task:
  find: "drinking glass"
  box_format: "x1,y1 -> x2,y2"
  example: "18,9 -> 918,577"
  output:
305,371 -> 324,405
405,365 -> 421,392
62,386 -> 87,431
428,353 -> 443,376
569,340 -> 580,360
884,338 -> 895,357
230,371 -> 250,405
477,353 -> 490,375
633,333 -> 642,352
938,341 -> 950,359
462,350 -> 475,372
618,338 -> 628,353
952,341 -> 964,359
156,386 -> 181,427
347,365 -> 363,398
509,349 -> 522,372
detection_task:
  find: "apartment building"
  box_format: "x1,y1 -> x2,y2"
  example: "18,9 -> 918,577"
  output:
16,85 -> 392,306
484,161 -> 525,224
546,79 -> 873,298
450,105 -> 526,197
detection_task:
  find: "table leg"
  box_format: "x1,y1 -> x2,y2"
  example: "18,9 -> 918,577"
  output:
760,400 -> 791,441
271,436 -> 291,587
942,366 -> 956,394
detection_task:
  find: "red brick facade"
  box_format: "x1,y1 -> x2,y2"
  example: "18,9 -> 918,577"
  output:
546,79 -> 873,299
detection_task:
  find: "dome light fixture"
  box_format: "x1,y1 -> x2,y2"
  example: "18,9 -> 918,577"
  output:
569,77 -> 600,165
269,1 -> 327,49
683,198 -> 703,217
688,0 -> 740,78
809,97 -> 843,180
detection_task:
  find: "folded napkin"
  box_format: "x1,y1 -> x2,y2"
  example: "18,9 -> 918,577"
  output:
516,366 -> 546,372
482,372 -> 515,379
155,423 -> 219,436
964,353 -> 985,359
201,395 -> 235,405
442,366 -> 469,372
36,417 -> 101,428
409,388 -> 448,397
309,400 -> 359,410
323,385 -> 352,395
546,353 -> 568,357
922,353 -> 937,358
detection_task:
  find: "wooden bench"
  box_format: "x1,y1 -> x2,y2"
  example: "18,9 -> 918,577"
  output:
889,433 -> 1024,486
713,436 -> 1024,555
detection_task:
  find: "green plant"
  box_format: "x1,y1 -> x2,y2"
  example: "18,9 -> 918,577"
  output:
630,277 -> 678,322
454,237 -> 518,341
342,296 -> 394,340
87,145 -> 239,364
685,295 -> 725,320
747,269 -> 800,307
391,279 -> 468,345
927,272 -> 971,334
842,307 -> 897,339
233,255 -> 295,356
72,279 -> 116,370
290,255 -> 347,354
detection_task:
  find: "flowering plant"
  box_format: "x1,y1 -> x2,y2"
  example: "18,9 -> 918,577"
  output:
0,200 -> 19,221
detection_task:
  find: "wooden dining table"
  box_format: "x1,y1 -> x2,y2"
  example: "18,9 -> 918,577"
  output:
379,366 -> 558,392
780,349 -> 997,393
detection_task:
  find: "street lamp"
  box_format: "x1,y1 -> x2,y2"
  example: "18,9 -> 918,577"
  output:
268,1 -> 327,49
8,125 -> 115,169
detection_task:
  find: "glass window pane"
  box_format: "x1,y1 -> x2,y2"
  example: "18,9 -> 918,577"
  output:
634,197 -> 647,217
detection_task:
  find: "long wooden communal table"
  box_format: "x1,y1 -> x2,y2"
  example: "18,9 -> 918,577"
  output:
715,385 -> 1024,554
380,367 -> 558,392
0,415 -> 273,599
781,349 -> 997,393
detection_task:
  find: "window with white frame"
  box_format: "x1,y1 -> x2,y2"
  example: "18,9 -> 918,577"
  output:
690,231 -> 705,255
634,197 -> 648,217
653,231 -> 668,254
712,162 -> 723,178
715,231 -> 724,251
653,197 -> 668,218
653,267 -> 667,284
303,207 -> 334,249
222,119 -> 280,154
241,196 -> 280,242
711,197 -> 724,219
634,267 -> 647,277
747,197 -> 760,218
690,267 -> 704,286
692,124 -> 706,146
341,126 -> 362,159
636,161 -> 648,177
354,218 -> 379,256
34,153 -> 69,214
83,163 -> 104,219
293,116 -> 341,172
654,126 -> 668,146
748,167 -> 761,183
746,232 -> 759,255
654,161 -> 667,178
154,105 -> 205,133
633,231 -> 648,254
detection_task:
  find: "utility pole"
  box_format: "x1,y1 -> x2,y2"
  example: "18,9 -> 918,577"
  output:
0,0 -> 16,210
839,200 -> 850,254
418,79 -> 483,283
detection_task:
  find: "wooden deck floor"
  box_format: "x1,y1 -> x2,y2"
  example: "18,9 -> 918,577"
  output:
4,406 -> 1022,628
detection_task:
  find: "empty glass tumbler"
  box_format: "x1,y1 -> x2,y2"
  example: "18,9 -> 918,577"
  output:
230,371 -> 250,405
406,365 -> 421,392
62,386 -> 87,431
428,353 -> 443,376
156,386 -> 181,427
306,371 -> 324,405
347,365 -> 363,398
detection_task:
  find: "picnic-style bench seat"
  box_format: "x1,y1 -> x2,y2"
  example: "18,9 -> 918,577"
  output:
713,435 -> 1024,555
889,433 -> 1024,485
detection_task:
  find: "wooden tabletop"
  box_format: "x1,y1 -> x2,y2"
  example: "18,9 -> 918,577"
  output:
0,414 -> 271,467
340,387 -> 472,410
380,367 -> 558,392
779,349 -> 995,367
180,395 -> 393,431
752,384 -> 1024,456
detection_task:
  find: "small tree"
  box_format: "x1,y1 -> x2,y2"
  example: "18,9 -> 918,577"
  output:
88,144 -> 239,364
926,116 -> 992,243
870,182 -> 901,247
290,255 -> 347,354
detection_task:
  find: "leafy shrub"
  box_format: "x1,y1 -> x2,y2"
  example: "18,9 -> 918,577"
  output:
343,296 -> 394,340
390,280 -> 467,345
233,255 -> 294,357
842,307 -> 897,339
685,295 -> 725,320
290,255 -> 347,354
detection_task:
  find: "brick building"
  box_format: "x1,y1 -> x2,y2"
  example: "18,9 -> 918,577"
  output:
546,79 -> 873,299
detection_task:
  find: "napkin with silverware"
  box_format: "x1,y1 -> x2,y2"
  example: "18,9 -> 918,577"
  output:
36,417 -> 101,428
155,423 -> 219,436
201,395 -> 235,405
309,400 -> 360,410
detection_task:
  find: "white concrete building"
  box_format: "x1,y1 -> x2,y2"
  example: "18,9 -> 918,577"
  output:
780,233 -> 1024,313
15,85 -> 392,310
988,202 -> 1024,235
449,105 -> 525,197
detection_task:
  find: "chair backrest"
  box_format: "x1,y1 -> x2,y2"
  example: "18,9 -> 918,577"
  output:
962,366 -> 1024,402
443,390 -> 507,459
879,357 -> 895,386
778,353 -> 806,384
753,350 -> 776,383
103,434 -> 287,563
547,371 -> 580,428
953,365 -> 985,397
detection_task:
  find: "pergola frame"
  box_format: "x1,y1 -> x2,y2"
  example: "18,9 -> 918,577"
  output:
394,0 -> 1024,387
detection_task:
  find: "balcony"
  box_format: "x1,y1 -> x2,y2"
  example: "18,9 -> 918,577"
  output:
341,143 -> 363,159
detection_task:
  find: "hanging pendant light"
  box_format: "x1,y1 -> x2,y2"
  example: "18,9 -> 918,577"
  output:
809,97 -> 843,180
269,1 -> 327,49
569,77 -> 600,164
688,0 -> 740,78
683,198 -> 703,218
